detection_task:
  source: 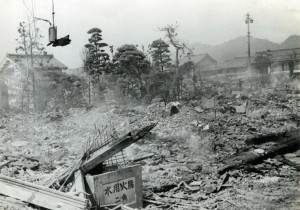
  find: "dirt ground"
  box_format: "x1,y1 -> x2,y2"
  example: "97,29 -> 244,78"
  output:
0,78 -> 299,210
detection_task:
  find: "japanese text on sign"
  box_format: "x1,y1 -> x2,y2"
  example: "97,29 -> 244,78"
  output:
102,177 -> 136,205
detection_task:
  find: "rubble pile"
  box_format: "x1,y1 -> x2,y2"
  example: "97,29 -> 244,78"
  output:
0,78 -> 299,209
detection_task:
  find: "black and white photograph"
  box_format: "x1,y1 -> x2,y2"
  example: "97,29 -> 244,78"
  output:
0,0 -> 299,209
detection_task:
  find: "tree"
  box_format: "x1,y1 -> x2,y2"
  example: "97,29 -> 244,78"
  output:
85,28 -> 110,76
179,61 -> 197,93
150,39 -> 172,71
15,20 -> 46,111
84,28 -> 110,103
113,45 -> 151,98
148,71 -> 174,107
35,70 -> 87,111
159,24 -> 184,72
159,24 -> 185,98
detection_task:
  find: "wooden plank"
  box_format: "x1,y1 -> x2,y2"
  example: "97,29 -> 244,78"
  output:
0,174 -> 87,210
73,170 -> 86,198
81,123 -> 156,173
85,165 -> 142,209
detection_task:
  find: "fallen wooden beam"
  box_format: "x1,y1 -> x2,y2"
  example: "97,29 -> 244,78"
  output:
218,136 -> 300,175
245,128 -> 300,145
81,123 -> 156,173
0,174 -> 87,210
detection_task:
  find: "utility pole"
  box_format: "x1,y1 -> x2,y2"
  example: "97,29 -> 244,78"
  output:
245,13 -> 253,73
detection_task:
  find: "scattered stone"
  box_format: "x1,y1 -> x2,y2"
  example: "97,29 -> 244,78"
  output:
203,124 -> 209,131
176,154 -> 185,160
186,163 -> 202,172
189,181 -> 202,186
204,185 -> 216,194
161,149 -> 172,157
234,101 -> 247,113
257,176 -> 280,183
11,141 -> 28,147
195,106 -> 204,113
254,149 -> 265,154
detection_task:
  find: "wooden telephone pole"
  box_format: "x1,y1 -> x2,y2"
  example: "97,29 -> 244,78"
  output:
245,13 -> 253,73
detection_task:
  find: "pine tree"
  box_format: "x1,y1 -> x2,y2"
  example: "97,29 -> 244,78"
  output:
84,28 -> 110,102
150,39 -> 171,72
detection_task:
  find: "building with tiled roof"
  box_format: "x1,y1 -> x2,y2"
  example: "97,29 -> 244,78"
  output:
200,48 -> 300,77
201,56 -> 258,76
1,54 -> 67,71
181,54 -> 217,71
0,54 -> 68,107
256,48 -> 300,74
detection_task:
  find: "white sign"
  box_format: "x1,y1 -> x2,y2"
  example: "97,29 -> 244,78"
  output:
102,177 -> 136,206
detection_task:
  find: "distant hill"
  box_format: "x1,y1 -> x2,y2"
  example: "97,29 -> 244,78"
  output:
186,35 -> 300,63
190,36 -> 279,62
279,35 -> 300,49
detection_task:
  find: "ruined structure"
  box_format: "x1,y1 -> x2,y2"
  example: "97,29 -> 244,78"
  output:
0,54 -> 67,108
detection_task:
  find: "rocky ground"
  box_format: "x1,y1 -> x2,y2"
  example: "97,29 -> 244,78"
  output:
0,78 -> 299,209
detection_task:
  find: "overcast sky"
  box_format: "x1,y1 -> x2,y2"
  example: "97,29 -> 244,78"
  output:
0,0 -> 300,69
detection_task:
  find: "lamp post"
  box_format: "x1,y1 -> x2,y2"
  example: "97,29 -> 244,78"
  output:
34,0 -> 71,47
245,13 -> 253,73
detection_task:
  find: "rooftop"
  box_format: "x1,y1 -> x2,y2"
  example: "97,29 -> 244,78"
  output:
3,54 -> 68,70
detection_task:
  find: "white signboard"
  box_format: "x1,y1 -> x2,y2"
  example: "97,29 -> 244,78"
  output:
102,177 -> 136,206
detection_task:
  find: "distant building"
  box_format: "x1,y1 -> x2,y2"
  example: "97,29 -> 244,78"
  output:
202,56 -> 258,76
202,48 -> 300,77
256,48 -> 300,74
0,54 -> 68,107
181,53 -> 217,72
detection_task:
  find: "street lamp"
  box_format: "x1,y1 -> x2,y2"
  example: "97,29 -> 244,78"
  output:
34,0 -> 71,47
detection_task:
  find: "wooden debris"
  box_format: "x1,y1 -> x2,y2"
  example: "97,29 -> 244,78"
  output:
216,173 -> 229,192
0,160 -> 13,170
0,174 -> 87,210
131,153 -> 154,162
276,155 -> 300,171
245,128 -> 300,145
218,136 -> 300,175
73,170 -> 86,198
50,124 -> 156,189
81,123 -> 156,173
234,101 -> 247,113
